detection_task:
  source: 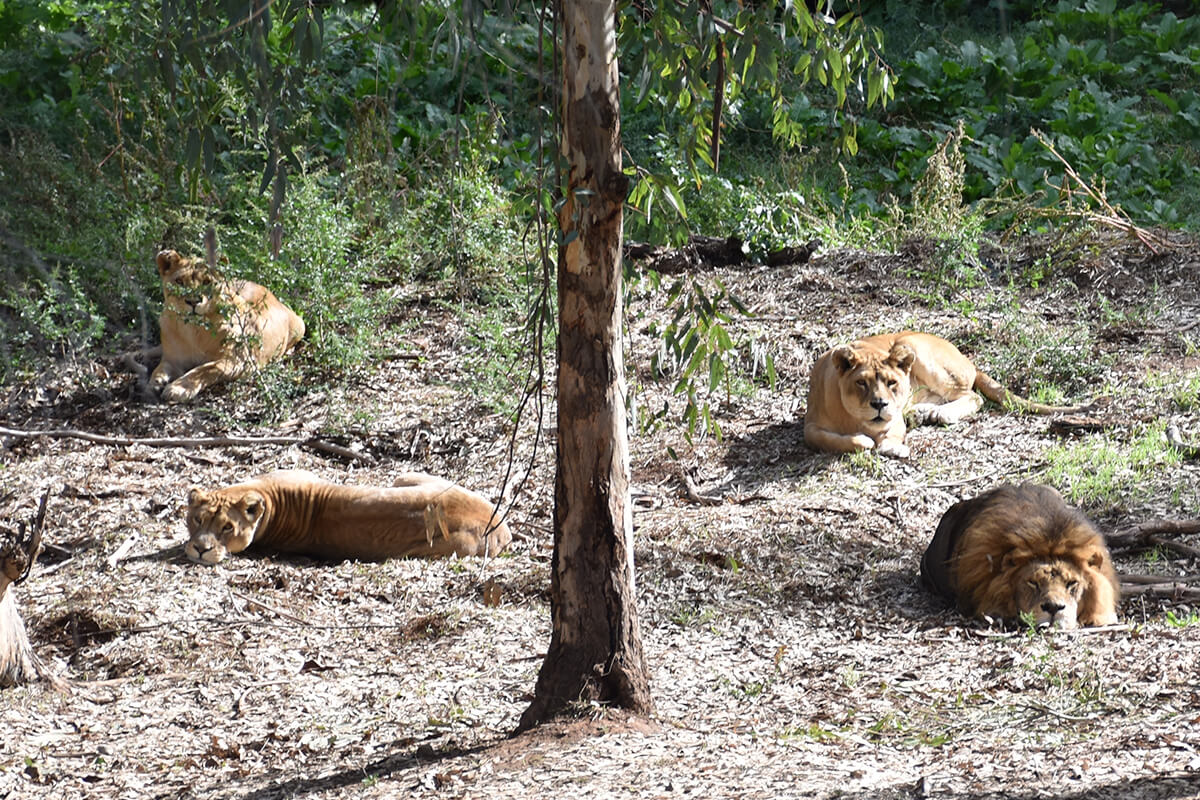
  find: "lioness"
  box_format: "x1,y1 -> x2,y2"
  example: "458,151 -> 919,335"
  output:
804,331 -> 1080,458
150,249 -> 305,404
920,483 -> 1120,629
184,470 -> 512,565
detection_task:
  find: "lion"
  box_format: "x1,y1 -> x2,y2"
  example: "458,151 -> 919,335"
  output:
804,331 -> 1081,458
149,249 -> 305,404
184,470 -> 512,565
920,483 -> 1120,629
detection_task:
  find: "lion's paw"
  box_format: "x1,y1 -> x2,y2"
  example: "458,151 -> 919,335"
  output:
850,434 -> 877,451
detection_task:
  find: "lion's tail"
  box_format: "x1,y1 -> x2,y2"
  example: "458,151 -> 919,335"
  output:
973,371 -> 1085,414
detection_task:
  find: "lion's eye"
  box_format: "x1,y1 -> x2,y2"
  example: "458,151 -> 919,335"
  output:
1066,580 -> 1079,592
857,379 -> 868,389
887,380 -> 897,389
222,523 -> 234,534
1027,580 -> 1039,590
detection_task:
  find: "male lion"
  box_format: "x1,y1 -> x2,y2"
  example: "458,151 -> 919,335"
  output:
804,331 -> 1080,458
150,249 -> 305,404
184,470 -> 512,565
920,483 -> 1120,629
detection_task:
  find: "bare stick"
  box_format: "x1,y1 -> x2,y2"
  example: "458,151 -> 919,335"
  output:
0,425 -> 375,465
1105,518 -> 1200,550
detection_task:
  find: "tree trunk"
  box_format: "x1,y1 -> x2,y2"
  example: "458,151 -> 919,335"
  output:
518,0 -> 652,730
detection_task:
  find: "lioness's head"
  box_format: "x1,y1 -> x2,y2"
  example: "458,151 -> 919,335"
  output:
1011,559 -> 1086,630
156,249 -> 220,315
830,341 -> 915,426
184,488 -> 266,565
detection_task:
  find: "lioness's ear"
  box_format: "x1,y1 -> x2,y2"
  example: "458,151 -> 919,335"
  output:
888,343 -> 916,373
240,492 -> 264,519
831,345 -> 858,375
156,249 -> 178,276
187,488 -> 205,505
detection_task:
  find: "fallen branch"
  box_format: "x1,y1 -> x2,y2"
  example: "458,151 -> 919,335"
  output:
1120,583 -> 1200,602
0,425 -> 374,465
1105,518 -> 1200,551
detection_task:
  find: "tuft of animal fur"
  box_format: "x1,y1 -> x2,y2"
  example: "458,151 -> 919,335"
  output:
920,483 -> 1120,629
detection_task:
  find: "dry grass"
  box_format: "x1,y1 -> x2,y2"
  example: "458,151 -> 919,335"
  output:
1,230 -> 1199,799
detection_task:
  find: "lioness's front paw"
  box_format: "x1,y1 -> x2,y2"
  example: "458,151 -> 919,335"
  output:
161,382 -> 199,404
876,441 -> 910,459
850,434 -> 877,451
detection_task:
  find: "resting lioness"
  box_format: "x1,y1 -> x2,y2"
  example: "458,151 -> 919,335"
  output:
150,249 -> 305,404
804,331 -> 1081,458
184,470 -> 512,564
920,483 -> 1120,629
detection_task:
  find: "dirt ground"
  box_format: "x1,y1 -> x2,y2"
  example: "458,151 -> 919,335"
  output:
2,230 -> 1199,800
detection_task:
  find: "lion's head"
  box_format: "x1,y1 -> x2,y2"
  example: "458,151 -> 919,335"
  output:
156,249 -> 222,316
184,488 -> 266,565
1010,558 -> 1087,629
829,341 -> 915,427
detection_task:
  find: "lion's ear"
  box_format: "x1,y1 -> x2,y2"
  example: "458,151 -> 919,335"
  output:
1086,548 -> 1108,570
888,343 -> 916,373
998,550 -> 1025,573
831,345 -> 858,374
187,488 -> 206,506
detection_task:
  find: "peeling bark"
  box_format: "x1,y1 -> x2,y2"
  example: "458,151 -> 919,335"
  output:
519,0 -> 652,730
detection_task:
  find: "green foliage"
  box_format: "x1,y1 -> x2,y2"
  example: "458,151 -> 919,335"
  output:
854,0 -> 1200,227
635,273 -> 771,440
1165,609 -> 1200,628
1044,422 -> 1183,509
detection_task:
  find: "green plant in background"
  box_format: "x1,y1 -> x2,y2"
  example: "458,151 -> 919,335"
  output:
636,273 -> 771,440
1044,422 -> 1184,509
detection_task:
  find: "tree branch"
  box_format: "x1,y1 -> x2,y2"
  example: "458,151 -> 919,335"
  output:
0,425 -> 374,465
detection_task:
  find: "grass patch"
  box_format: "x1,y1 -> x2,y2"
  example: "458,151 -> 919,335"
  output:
1044,422 -> 1182,509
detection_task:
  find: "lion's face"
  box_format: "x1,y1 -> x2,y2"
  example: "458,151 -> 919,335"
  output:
831,342 -> 914,427
156,249 -> 221,316
184,488 -> 266,565
1012,560 -> 1085,630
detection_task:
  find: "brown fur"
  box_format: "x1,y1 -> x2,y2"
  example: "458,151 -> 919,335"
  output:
920,483 -> 1120,629
804,331 -> 1082,458
150,249 -> 305,403
184,470 -> 512,565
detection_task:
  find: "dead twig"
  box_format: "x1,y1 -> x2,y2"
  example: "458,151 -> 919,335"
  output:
1031,128 -> 1175,254
680,469 -> 722,506
0,424 -> 375,465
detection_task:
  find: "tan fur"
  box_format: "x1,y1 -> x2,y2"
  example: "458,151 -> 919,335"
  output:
150,249 -> 305,404
184,470 -> 512,565
920,483 -> 1120,629
804,331 -> 1081,458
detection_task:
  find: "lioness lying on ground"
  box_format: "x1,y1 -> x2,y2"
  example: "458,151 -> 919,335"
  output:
184,470 -> 512,565
804,331 -> 1081,458
920,483 -> 1120,629
150,249 -> 305,404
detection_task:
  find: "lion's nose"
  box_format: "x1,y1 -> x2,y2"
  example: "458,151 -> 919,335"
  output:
870,398 -> 887,411
1041,600 -> 1065,616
